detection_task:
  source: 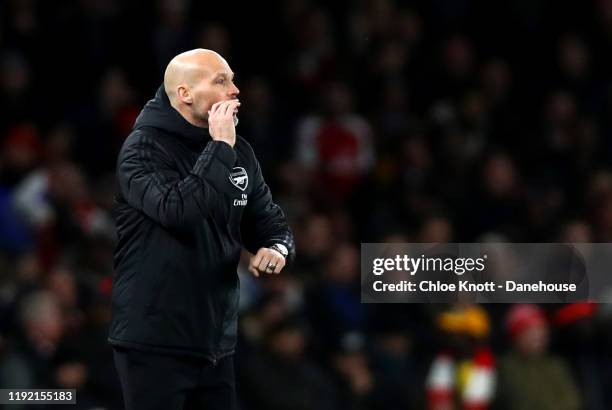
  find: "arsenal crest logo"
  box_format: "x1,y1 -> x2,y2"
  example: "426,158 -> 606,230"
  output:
229,167 -> 248,191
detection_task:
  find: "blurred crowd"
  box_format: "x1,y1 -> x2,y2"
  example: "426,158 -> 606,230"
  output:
2,0 -> 612,409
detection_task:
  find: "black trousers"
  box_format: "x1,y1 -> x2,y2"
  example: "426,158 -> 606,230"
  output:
113,347 -> 237,410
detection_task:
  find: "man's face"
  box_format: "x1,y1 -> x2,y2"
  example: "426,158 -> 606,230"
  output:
189,59 -> 240,126
515,325 -> 549,356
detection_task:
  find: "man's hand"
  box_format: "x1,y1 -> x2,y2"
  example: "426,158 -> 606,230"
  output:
248,247 -> 286,277
208,100 -> 240,147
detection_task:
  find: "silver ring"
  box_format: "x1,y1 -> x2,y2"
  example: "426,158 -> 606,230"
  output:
266,263 -> 276,271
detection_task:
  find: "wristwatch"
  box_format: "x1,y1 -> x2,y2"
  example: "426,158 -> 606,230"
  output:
270,243 -> 289,259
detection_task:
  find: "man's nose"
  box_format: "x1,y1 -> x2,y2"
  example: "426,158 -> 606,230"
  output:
230,83 -> 240,97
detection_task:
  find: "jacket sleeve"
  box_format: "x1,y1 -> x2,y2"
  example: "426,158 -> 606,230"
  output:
240,151 -> 296,261
117,131 -> 236,230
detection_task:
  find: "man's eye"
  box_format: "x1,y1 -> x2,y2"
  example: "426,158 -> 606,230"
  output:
216,79 -> 225,84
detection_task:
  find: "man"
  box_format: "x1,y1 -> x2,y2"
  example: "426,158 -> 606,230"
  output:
109,49 -> 295,410
494,304 -> 581,410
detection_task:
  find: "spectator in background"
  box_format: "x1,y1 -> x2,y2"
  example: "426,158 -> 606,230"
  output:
418,214 -> 454,243
328,331 -> 376,410
296,81 -> 375,203
0,52 -> 34,129
237,77 -> 291,172
558,220 -> 592,243
196,22 -> 232,58
12,160 -> 109,270
592,191 -> 612,240
463,152 -> 523,240
0,290 -> 63,390
152,0 -> 192,75
241,315 -> 337,410
429,35 -> 476,107
289,7 -> 339,106
292,212 -> 334,276
480,60 -> 513,121
552,303 -> 604,410
367,304 -> 422,410
71,67 -> 140,178
45,266 -> 87,338
493,304 -> 581,410
0,124 -> 40,188
555,35 -> 597,111
595,301 -> 612,408
586,171 -> 612,240
306,242 -> 366,357
425,304 -> 496,410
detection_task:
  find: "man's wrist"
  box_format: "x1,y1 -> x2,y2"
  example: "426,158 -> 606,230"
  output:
269,243 -> 288,259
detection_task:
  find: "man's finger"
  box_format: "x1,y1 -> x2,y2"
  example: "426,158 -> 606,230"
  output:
209,101 -> 227,120
251,252 -> 264,271
210,100 -> 225,114
273,256 -> 285,274
217,100 -> 231,116
248,257 -> 261,277
258,256 -> 272,273
223,100 -> 240,117
220,100 -> 232,116
248,265 -> 259,277
265,255 -> 283,274
273,258 -> 285,274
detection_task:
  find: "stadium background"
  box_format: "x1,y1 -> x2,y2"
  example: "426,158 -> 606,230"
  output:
1,0 -> 612,408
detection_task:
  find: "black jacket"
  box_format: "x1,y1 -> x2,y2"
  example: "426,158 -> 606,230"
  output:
108,86 -> 295,362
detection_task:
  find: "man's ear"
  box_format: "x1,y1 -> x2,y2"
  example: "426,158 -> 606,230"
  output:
177,85 -> 193,104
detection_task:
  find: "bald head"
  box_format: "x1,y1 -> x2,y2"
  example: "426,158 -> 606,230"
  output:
162,48 -> 239,127
164,49 -> 228,104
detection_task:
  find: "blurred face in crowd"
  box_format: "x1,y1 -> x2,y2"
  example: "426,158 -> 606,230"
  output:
444,36 -> 473,77
332,350 -> 373,396
55,362 -> 88,389
483,154 -> 517,197
515,324 -> 549,357
20,291 -> 63,348
3,124 -> 39,174
559,221 -> 592,242
1,52 -> 30,95
481,60 -> 511,101
268,327 -> 305,360
324,82 -> 352,116
325,243 -> 359,284
558,36 -> 589,78
164,49 -> 240,128
298,213 -> 333,258
48,162 -> 87,203
546,91 -> 576,125
47,267 -> 78,309
419,216 -> 453,243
